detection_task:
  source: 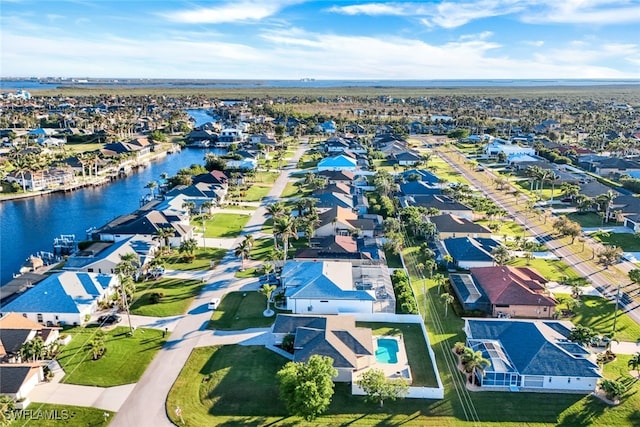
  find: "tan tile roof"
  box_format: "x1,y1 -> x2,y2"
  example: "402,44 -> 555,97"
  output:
0,313 -> 44,330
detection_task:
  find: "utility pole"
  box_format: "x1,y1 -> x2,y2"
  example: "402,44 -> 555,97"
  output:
611,283 -> 622,337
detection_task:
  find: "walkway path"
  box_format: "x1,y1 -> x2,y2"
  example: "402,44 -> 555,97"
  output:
109,141 -> 309,427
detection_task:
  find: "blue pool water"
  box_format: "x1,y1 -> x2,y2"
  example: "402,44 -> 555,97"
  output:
375,338 -> 399,364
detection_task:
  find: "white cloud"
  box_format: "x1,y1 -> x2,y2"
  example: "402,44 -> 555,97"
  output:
520,0 -> 640,25
161,0 -> 302,24
329,1 -> 640,27
326,3 -> 410,16
1,17 -> 637,80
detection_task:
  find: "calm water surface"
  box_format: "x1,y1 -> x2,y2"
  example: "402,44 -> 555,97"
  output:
0,111 -> 214,286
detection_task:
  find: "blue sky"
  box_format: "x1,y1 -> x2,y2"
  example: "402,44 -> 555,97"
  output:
1,0 -> 638,79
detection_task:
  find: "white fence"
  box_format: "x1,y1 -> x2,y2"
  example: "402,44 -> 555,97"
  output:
352,313 -> 445,399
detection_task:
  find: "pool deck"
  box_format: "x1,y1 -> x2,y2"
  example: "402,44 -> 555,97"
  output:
374,335 -> 412,383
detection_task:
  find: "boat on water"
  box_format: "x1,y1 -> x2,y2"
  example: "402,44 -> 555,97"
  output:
187,140 -> 211,148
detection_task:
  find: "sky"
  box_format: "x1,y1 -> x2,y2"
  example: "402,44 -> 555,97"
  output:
1,0 -> 639,80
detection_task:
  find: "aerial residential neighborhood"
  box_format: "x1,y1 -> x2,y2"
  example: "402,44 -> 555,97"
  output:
1,84 -> 640,426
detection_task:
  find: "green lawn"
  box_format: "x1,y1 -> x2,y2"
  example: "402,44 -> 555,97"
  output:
428,157 -> 470,185
591,232 -> 640,251
356,322 -> 439,387
234,266 -> 260,279
507,257 -> 581,282
281,181 -> 312,198
475,219 -> 525,237
162,247 -> 227,271
252,171 -> 279,184
57,326 -> 166,386
11,404 -> 113,426
249,237 -> 275,260
204,213 -> 250,238
243,185 -> 271,202
166,346 -> 289,426
565,212 -> 623,228
207,291 -> 285,330
130,278 -> 204,317
565,295 -> 640,342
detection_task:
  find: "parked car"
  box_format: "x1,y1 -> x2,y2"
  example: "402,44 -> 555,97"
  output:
97,314 -> 121,325
208,297 -> 221,310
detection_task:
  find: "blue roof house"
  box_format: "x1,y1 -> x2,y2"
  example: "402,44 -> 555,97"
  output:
280,261 -> 375,314
441,237 -> 502,269
463,318 -> 601,393
317,155 -> 358,172
0,272 -> 119,326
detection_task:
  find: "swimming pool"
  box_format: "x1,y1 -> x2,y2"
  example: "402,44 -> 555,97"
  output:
375,338 -> 399,364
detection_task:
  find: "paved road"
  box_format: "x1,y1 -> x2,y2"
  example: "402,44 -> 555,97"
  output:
436,146 -> 640,328
110,142 -> 309,427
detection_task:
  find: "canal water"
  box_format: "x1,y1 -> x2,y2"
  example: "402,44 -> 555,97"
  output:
0,110 -> 215,286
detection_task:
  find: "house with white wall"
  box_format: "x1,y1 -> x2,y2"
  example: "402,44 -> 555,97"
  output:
280,261 -> 376,314
463,318 -> 601,393
0,272 -> 119,326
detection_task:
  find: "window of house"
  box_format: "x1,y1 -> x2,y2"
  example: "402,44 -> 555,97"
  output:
37,313 -> 43,323
320,300 -> 328,303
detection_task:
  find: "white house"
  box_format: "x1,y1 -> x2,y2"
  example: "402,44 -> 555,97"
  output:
280,261 -> 376,314
464,318 -> 601,393
484,141 -> 535,157
0,364 -> 44,400
0,272 -> 119,326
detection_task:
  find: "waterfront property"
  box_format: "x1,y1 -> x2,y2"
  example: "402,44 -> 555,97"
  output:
463,318 -> 601,392
0,272 -> 119,326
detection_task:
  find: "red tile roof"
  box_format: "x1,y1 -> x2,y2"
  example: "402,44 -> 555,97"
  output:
470,266 -> 557,307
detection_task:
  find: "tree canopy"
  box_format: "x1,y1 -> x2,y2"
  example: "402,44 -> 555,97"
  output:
357,368 -> 409,407
277,355 -> 337,421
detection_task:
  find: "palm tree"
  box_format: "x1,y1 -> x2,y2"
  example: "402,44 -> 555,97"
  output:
491,245 -> 511,266
145,181 -> 158,199
260,284 -> 277,317
88,331 -> 107,360
440,293 -> 454,317
156,227 -> 174,251
179,238 -> 198,262
273,216 -> 298,263
234,239 -> 251,271
262,262 -> 275,282
265,202 -> 288,248
596,190 -> 616,223
628,352 -> 640,378
464,350 -> 491,385
434,273 -> 446,293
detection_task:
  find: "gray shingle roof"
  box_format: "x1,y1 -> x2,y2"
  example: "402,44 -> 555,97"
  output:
466,319 -> 601,378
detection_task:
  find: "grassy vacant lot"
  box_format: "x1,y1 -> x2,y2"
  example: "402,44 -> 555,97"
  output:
162,247 -> 226,271
475,219 -> 524,237
249,237 -> 275,260
244,184 -> 271,202
207,291 -> 284,330
281,181 -> 312,198
357,322 -> 439,387
428,157 -> 468,185
204,213 -> 250,238
508,257 -> 580,282
130,278 -> 204,317
57,326 -> 165,386
252,171 -> 280,184
591,232 -> 640,251
13,404 -> 113,426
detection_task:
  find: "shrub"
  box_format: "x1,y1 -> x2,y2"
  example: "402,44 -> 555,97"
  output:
149,292 -> 164,304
